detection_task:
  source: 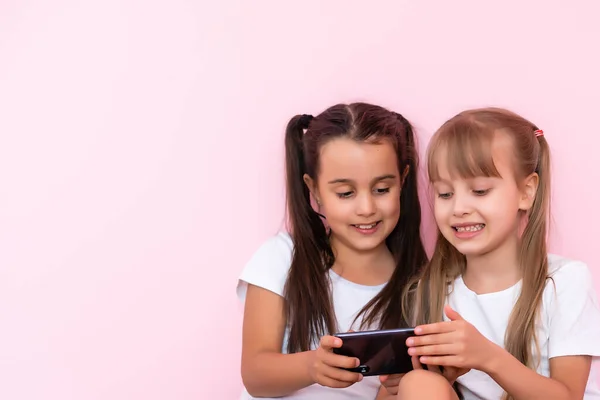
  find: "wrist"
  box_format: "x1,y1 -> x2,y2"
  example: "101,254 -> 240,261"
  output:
482,342 -> 508,376
303,350 -> 317,385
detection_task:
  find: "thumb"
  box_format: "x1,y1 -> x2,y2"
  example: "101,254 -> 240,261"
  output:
320,335 -> 342,350
444,304 -> 463,321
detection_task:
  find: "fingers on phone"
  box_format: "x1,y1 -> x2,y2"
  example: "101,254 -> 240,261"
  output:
323,365 -> 363,384
324,351 -> 359,369
320,335 -> 342,349
317,375 -> 360,388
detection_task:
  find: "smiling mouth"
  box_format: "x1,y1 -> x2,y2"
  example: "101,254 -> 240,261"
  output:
453,224 -> 485,232
352,221 -> 381,229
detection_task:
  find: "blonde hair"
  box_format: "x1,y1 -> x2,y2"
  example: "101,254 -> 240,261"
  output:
403,107 -> 551,400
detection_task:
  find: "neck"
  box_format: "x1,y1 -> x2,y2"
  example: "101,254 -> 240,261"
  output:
329,235 -> 394,286
463,233 -> 521,294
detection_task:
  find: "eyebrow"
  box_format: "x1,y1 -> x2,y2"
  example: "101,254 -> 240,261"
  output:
433,176 -> 495,185
327,174 -> 397,185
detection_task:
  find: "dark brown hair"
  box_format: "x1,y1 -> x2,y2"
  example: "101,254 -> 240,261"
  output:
284,102 -> 428,353
403,107 -> 550,400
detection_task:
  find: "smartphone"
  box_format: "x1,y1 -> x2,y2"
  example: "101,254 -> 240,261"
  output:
332,328 -> 416,376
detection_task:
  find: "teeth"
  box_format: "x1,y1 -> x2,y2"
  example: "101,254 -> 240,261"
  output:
356,223 -> 377,229
455,224 -> 484,232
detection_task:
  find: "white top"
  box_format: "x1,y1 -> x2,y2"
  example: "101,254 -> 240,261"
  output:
236,232 -> 386,400
448,254 -> 600,399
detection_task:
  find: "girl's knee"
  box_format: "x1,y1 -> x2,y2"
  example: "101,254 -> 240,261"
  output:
397,370 -> 456,400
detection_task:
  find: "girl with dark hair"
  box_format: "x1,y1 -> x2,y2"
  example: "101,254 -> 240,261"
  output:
236,102 -> 428,399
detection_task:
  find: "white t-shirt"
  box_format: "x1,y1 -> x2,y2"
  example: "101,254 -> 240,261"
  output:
448,254 -> 600,400
236,232 -> 386,400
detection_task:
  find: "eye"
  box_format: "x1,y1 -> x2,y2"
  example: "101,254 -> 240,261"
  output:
374,187 -> 390,195
336,191 -> 353,199
437,192 -> 453,199
473,189 -> 490,196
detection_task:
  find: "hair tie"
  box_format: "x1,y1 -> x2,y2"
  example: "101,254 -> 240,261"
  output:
299,114 -> 314,129
534,129 -> 544,138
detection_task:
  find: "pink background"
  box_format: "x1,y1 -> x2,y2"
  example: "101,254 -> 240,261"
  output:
1,1 -> 598,399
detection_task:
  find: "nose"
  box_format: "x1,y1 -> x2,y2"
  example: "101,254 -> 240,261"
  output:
452,193 -> 472,217
356,192 -> 376,217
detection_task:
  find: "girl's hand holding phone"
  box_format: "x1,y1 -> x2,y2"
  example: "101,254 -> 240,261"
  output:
406,305 -> 497,372
307,335 -> 363,389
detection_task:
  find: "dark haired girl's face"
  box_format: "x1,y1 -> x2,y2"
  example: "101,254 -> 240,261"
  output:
304,138 -> 402,254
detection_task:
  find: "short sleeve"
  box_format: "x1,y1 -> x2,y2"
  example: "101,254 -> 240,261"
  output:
235,232 -> 294,304
546,259 -> 600,358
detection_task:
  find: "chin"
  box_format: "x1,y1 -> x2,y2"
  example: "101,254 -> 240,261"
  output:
455,248 -> 484,257
351,242 -> 384,253
345,235 -> 387,253
451,241 -> 494,257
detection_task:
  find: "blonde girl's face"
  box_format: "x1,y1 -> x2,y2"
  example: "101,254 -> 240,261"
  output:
431,131 -> 538,257
304,137 -> 403,254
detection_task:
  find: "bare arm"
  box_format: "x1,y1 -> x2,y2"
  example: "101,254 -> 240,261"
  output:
241,284 -> 314,397
241,283 -> 362,397
486,348 -> 591,400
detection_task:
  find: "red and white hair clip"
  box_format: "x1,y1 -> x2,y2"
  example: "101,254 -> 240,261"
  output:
534,129 -> 544,138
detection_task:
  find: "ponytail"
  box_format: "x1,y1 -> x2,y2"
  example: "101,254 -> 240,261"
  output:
283,114 -> 335,353
393,113 -> 426,270
502,131 -> 551,400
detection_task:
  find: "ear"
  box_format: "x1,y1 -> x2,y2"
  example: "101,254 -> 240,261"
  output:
400,165 -> 410,187
519,172 -> 539,211
303,173 -> 321,205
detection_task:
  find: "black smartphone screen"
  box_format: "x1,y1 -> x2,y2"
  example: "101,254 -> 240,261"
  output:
332,328 -> 415,376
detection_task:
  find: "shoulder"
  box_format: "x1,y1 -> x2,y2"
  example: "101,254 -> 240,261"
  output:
545,253 -> 594,294
236,232 -> 294,302
248,231 -> 294,262
542,254 -> 600,358
543,253 -> 600,313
